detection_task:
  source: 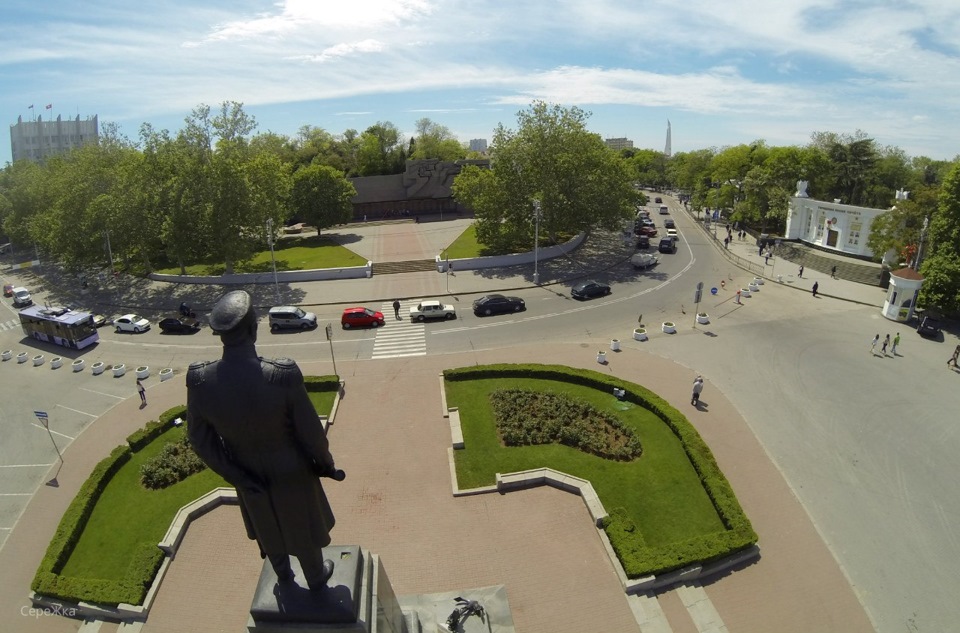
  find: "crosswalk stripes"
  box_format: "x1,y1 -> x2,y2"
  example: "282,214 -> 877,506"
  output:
0,319 -> 19,332
371,301 -> 427,359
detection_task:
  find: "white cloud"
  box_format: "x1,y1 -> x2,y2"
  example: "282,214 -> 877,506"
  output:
288,39 -> 385,63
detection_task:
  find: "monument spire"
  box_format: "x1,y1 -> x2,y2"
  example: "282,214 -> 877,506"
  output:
664,120 -> 672,157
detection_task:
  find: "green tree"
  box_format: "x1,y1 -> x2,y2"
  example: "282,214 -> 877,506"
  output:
356,122 -> 404,176
290,164 -> 356,234
453,102 -> 636,250
410,118 -> 465,161
628,149 -> 668,190
919,161 -> 960,313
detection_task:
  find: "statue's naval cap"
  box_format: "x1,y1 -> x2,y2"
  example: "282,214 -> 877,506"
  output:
209,290 -> 254,334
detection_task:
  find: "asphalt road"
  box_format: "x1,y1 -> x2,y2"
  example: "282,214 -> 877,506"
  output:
1,199 -> 959,633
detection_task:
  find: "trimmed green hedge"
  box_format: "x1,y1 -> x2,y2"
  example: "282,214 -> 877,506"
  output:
445,363 -> 757,578
304,375 -> 340,391
126,406 -> 186,451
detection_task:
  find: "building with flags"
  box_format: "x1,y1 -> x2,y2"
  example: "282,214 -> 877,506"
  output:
9,111 -> 99,164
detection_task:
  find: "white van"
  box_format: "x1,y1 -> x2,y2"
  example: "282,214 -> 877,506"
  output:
268,306 -> 318,331
659,205 -> 669,215
12,287 -> 32,307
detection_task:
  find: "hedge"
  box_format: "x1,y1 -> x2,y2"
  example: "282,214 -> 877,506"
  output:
304,375 -> 340,391
126,406 -> 186,451
444,363 -> 758,577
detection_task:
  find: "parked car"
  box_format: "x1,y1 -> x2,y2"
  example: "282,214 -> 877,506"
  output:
630,253 -> 659,270
91,314 -> 109,328
409,300 -> 457,322
159,317 -> 201,334
658,237 -> 677,254
268,306 -> 318,331
571,280 -> 611,300
639,225 -> 658,237
12,287 -> 33,307
917,315 -> 941,338
473,294 -> 525,316
114,314 -> 151,333
635,235 -> 650,250
663,218 -> 676,229
341,307 -> 385,328
3,284 -> 13,297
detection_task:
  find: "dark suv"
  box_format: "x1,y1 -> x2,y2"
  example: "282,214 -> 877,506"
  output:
917,315 -> 941,338
658,236 -> 676,254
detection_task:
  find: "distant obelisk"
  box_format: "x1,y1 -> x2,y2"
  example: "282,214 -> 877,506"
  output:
664,120 -> 672,157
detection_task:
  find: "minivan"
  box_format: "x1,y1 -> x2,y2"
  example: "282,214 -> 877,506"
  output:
658,237 -> 676,254
268,306 -> 318,331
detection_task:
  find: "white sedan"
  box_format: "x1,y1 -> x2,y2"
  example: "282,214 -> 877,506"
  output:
114,314 -> 151,333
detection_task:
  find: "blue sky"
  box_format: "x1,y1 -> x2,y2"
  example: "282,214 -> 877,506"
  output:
3,0 -> 959,165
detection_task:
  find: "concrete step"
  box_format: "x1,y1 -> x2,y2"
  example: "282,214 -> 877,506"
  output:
372,259 -> 438,275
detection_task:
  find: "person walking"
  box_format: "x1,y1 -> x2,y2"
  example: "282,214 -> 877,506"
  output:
871,334 -> 880,354
735,289 -> 742,304
798,265 -> 804,278
831,265 -> 837,279
891,333 -> 900,355
948,344 -> 960,368
392,299 -> 401,320
881,334 -> 890,356
137,378 -> 147,406
691,376 -> 704,406
812,281 -> 819,297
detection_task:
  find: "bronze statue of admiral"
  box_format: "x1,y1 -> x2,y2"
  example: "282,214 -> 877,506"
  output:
186,290 -> 337,589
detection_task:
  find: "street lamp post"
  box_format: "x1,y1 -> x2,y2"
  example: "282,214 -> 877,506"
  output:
915,216 -> 929,270
265,218 -> 281,303
532,199 -> 541,285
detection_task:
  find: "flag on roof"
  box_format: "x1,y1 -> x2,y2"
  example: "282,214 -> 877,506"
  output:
45,104 -> 52,109
28,104 -> 34,109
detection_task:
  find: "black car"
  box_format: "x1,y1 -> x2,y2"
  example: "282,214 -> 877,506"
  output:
917,315 -> 941,338
654,196 -> 663,204
658,236 -> 677,254
159,316 -> 201,334
473,294 -> 526,316
636,235 -> 650,249
663,218 -> 676,229
571,280 -> 611,300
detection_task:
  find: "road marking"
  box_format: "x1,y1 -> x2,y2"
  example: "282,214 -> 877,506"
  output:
30,423 -> 74,440
0,319 -> 19,331
0,493 -> 33,497
55,405 -> 97,417
79,387 -> 126,400
372,302 -> 427,359
0,463 -> 55,468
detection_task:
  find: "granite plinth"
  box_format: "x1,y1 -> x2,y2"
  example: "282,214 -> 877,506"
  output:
250,545 -> 364,625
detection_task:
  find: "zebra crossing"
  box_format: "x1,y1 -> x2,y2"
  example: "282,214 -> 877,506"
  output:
371,301 -> 427,359
0,319 -> 19,332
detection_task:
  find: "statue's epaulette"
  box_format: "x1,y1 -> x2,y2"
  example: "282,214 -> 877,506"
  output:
186,360 -> 217,387
261,357 -> 301,385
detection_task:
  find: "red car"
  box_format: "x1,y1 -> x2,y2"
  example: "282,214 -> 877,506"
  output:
2,284 -> 12,297
341,307 -> 385,328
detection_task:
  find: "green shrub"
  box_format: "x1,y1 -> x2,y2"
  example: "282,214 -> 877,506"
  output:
491,389 -> 641,460
140,436 -> 207,489
126,406 -> 186,451
304,375 -> 340,391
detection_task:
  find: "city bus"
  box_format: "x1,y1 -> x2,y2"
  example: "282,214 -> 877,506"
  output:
19,305 -> 100,349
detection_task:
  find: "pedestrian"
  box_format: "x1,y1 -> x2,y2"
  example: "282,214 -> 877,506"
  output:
724,236 -> 729,249
831,265 -> 837,279
798,265 -> 804,278
948,344 -> 960,367
891,333 -> 900,355
758,244 -> 763,256
871,334 -> 880,353
735,289 -> 741,304
812,281 -> 819,297
881,334 -> 890,355
137,378 -> 147,406
392,299 -> 401,320
691,376 -> 704,405
764,252 -> 771,265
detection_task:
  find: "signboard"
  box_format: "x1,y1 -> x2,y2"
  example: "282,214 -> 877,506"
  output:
34,410 -> 49,429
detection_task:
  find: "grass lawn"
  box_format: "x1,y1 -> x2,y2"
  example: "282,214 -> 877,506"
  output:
59,426 -> 226,580
444,377 -> 725,547
152,234 -> 367,276
58,388 -> 337,583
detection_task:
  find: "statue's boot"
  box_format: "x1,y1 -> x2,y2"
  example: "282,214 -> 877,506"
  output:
306,560 -> 335,591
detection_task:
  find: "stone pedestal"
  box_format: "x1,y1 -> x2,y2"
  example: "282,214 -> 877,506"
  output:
248,546 -> 407,633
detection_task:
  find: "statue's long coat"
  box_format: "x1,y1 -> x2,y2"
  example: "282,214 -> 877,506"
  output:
186,347 -> 335,555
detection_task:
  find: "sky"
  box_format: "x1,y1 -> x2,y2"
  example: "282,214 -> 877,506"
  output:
3,0 -> 960,166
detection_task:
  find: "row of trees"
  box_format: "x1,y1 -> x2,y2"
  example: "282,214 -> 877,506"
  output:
0,103 -> 468,274
1,99 -> 957,311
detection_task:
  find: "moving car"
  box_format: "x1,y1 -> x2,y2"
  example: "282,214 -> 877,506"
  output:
341,307 -> 385,328
268,306 -> 318,331
654,196 -> 663,204
409,300 -> 457,322
663,218 -> 676,229
666,228 -> 679,241
473,294 -> 525,316
12,286 -> 32,307
917,315 -> 941,338
159,317 -> 201,334
658,237 -> 677,254
630,253 -> 659,270
114,314 -> 151,333
571,280 -> 611,300
659,205 -> 670,215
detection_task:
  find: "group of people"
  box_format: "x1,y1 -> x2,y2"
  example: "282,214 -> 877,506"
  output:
870,333 -> 901,356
